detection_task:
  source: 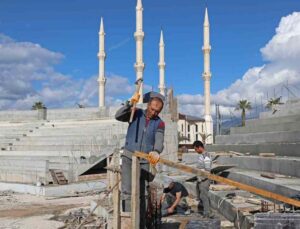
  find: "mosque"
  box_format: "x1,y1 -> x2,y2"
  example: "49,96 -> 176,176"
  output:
97,0 -> 214,145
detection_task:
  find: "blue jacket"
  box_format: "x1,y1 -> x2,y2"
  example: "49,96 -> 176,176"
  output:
115,104 -> 165,156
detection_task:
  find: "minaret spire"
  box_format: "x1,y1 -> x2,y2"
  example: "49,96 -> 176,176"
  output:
202,7 -> 213,144
158,30 -> 166,96
134,0 -> 145,103
98,17 -> 106,108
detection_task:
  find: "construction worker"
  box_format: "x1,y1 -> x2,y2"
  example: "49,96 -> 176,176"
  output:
160,181 -> 189,217
193,140 -> 213,218
115,91 -> 165,229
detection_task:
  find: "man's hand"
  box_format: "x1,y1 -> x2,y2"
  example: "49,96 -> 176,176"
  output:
148,151 -> 160,165
130,92 -> 140,105
167,206 -> 175,214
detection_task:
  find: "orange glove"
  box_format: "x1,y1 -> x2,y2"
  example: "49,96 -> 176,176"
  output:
148,151 -> 160,165
130,92 -> 140,105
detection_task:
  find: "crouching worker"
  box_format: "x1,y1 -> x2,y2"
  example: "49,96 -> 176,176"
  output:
160,181 -> 189,216
193,140 -> 213,218
115,91 -> 165,229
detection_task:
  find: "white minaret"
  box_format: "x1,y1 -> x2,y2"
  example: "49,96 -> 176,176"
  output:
98,17 -> 106,108
158,30 -> 166,96
202,8 -> 214,144
134,0 -> 145,103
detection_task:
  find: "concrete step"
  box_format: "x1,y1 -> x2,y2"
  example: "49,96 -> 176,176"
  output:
26,129 -> 127,137
230,121 -> 300,134
207,142 -> 300,157
0,150 -> 94,157
259,100 -> 300,119
18,134 -> 127,141
224,169 -> 300,198
245,114 -> 300,127
7,144 -> 121,151
215,130 -> 300,144
216,155 -> 300,178
11,138 -> 125,146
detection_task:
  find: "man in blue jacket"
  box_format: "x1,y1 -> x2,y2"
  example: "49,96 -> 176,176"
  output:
115,91 -> 165,228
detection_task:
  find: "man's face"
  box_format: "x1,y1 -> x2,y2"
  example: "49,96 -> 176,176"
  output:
146,99 -> 163,119
194,146 -> 204,154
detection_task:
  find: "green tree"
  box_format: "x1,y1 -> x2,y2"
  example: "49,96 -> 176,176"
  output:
266,97 -> 284,114
32,101 -> 46,110
235,100 -> 252,126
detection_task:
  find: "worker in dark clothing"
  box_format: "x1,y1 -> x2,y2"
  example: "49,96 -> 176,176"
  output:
115,91 -> 165,229
160,182 -> 189,216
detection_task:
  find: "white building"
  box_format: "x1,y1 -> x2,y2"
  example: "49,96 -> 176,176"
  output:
177,113 -> 206,147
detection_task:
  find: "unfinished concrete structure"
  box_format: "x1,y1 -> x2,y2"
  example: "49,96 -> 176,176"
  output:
208,99 -> 300,156
0,105 -> 178,189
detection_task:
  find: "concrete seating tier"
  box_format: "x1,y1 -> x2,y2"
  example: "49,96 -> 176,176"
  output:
215,130 -> 300,145
209,100 -> 300,156
231,117 -> 300,134
207,142 -> 300,157
216,155 -> 300,178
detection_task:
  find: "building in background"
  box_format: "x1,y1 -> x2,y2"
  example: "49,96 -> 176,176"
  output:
177,113 -> 206,149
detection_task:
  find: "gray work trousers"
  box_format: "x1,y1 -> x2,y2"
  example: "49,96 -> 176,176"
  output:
161,193 -> 188,216
121,155 -> 154,229
196,179 -> 211,216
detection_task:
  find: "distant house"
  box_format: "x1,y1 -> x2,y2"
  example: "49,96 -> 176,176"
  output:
177,113 -> 206,148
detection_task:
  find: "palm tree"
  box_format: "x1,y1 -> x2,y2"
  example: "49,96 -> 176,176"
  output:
199,133 -> 212,145
32,101 -> 46,110
235,100 -> 252,126
266,97 -> 284,114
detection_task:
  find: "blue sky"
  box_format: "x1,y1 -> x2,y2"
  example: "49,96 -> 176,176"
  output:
0,0 -> 300,114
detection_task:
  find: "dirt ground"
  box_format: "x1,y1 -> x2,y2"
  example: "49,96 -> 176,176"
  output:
0,190 -> 100,229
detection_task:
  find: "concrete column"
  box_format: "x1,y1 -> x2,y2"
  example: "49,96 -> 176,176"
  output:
98,17 -> 106,108
134,0 -> 145,103
202,8 -> 213,144
158,30 -> 166,96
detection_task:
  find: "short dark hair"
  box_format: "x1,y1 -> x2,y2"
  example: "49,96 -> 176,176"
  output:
193,140 -> 204,148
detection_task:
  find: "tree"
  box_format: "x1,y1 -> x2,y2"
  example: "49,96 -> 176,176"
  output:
235,100 -> 252,127
32,101 -> 46,110
266,97 -> 284,114
199,133 -> 212,145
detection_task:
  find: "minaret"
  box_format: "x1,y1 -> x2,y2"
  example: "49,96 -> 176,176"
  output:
202,8 -> 214,144
98,17 -> 106,108
158,30 -> 166,96
134,0 -> 145,103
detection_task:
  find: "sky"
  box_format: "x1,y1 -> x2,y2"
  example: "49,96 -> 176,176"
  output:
0,0 -> 300,117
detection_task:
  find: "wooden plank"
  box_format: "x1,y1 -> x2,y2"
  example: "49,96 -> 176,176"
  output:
113,153 -> 121,229
131,155 -> 140,229
134,151 -> 300,208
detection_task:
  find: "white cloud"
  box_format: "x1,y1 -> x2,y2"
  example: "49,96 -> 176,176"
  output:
178,12 -> 300,118
0,34 -> 135,110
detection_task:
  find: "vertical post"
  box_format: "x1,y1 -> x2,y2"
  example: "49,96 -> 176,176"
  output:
113,153 -> 120,229
131,155 -> 140,229
107,156 -> 113,190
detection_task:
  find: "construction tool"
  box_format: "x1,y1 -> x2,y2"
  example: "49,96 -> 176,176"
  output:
129,78 -> 143,123
134,151 -> 300,208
